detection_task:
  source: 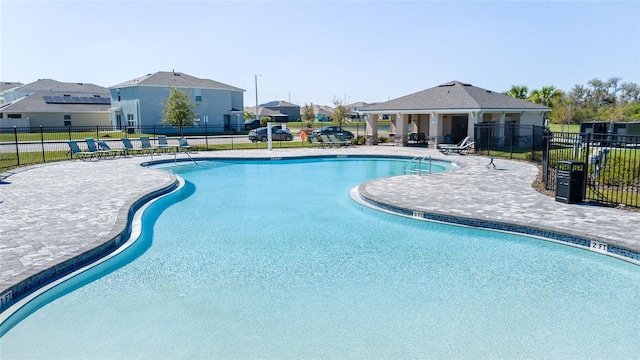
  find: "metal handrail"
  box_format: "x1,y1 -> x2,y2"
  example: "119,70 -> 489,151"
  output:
404,155 -> 432,176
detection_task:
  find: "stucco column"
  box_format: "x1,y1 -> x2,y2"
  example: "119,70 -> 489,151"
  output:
391,113 -> 407,146
429,112 -> 439,143
365,113 -> 379,145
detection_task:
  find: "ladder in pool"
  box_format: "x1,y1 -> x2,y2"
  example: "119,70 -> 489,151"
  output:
404,155 -> 432,176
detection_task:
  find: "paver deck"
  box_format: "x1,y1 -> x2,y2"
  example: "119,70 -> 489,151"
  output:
1,147 -> 639,307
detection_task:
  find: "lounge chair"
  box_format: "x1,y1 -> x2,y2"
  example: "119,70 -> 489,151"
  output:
439,141 -> 475,155
157,135 -> 172,153
309,136 -> 325,148
320,134 -> 339,148
121,137 -> 139,155
437,136 -> 469,153
417,132 -> 427,144
98,140 -> 127,157
329,134 -> 349,146
139,136 -> 158,155
85,138 -> 111,158
337,133 -> 352,146
178,138 -> 194,152
67,141 -> 96,160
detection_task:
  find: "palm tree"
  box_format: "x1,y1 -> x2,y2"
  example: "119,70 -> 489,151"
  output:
528,86 -> 563,107
502,85 -> 529,99
244,111 -> 254,121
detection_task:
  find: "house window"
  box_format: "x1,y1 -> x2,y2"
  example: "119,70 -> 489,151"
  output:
7,113 -> 21,118
195,95 -> 202,102
64,115 -> 71,120
127,114 -> 135,127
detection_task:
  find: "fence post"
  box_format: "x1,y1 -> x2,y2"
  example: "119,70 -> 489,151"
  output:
205,123 -> 209,150
67,125 -> 72,141
40,125 -> 46,163
13,126 -> 20,166
542,129 -> 550,189
96,125 -> 99,140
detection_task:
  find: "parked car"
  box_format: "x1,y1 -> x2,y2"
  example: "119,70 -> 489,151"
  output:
248,127 -> 294,142
311,126 -> 354,139
243,119 -> 262,130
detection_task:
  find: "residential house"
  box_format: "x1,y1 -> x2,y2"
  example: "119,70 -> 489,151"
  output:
361,81 -> 550,146
0,82 -> 23,105
0,79 -> 111,128
261,101 -> 300,122
108,71 -> 245,132
244,105 -> 290,122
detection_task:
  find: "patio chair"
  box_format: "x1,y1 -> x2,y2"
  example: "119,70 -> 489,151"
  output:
417,132 -> 427,144
439,141 -> 475,155
437,136 -> 469,153
309,136 -> 325,148
337,133 -> 352,146
320,135 -> 339,148
139,136 -> 158,155
98,140 -> 127,157
85,138 -> 111,158
329,134 -> 350,147
121,137 -> 140,155
178,138 -> 194,153
157,135 -> 172,153
67,141 -> 97,160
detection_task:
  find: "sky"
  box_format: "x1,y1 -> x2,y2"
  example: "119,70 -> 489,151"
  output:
1,0 -> 639,107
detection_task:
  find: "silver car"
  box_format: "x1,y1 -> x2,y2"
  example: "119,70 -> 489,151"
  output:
248,126 -> 294,142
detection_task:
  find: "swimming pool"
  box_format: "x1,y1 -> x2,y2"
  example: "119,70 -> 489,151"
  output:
1,157 -> 639,358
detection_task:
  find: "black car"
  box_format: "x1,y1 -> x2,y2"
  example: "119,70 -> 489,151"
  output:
311,126 -> 354,140
243,119 -> 262,130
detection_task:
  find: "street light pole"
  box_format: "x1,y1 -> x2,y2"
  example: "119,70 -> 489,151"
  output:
255,74 -> 261,121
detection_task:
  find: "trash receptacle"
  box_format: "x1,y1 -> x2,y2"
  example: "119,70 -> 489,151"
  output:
555,160 -> 586,204
127,127 -> 135,134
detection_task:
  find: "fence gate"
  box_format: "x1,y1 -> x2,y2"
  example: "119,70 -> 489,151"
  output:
543,131 -> 640,208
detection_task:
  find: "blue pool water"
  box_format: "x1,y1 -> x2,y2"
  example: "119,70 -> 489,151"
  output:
1,157 -> 639,359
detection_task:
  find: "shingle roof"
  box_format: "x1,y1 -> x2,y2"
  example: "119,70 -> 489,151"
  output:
9,79 -> 109,95
261,100 -> 298,108
0,92 -> 111,113
1,81 -> 24,92
361,81 -> 550,112
110,71 -> 245,92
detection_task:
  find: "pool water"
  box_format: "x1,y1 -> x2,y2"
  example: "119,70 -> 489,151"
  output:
1,158 -> 639,359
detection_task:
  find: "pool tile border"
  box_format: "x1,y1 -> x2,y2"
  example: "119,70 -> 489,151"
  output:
357,186 -> 640,265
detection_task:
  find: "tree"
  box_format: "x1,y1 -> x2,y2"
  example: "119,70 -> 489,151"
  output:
244,111 -> 254,121
528,86 -> 563,107
331,98 -> 349,128
301,103 -> 315,127
161,88 -> 198,136
502,85 -> 529,99
260,116 -> 272,126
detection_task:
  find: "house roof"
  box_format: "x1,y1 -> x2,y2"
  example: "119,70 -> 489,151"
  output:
244,106 -> 288,117
361,81 -> 551,112
7,79 -> 108,95
1,81 -> 24,93
110,71 -> 245,92
261,100 -> 298,108
0,92 -> 111,113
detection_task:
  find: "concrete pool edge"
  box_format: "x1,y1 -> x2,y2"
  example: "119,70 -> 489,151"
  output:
353,184 -> 640,266
0,173 -> 180,317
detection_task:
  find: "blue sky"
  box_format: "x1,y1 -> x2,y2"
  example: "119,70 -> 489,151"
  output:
2,0 -> 639,107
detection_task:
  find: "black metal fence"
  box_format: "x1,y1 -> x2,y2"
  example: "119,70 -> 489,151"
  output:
542,131 -> 640,208
474,123 -> 546,162
0,123 -> 367,172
